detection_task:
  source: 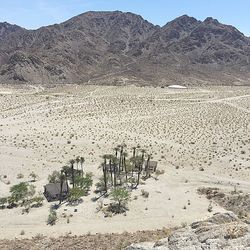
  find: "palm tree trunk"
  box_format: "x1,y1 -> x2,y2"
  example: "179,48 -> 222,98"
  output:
59,172 -> 64,204
71,164 -> 75,188
119,147 -> 123,174
124,156 -> 127,183
146,155 -> 150,178
136,170 -> 141,188
103,159 -> 107,192
109,159 -> 113,186
81,163 -> 83,177
114,163 -> 117,187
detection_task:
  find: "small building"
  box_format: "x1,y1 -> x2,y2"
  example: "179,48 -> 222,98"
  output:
44,182 -> 69,202
145,161 -> 158,172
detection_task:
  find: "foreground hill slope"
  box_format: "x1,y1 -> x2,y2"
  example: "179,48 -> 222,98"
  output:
0,11 -> 250,85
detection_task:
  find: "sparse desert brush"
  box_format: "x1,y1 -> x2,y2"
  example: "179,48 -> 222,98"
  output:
155,169 -> 165,176
47,207 -> 57,226
207,202 -> 213,212
17,173 -> 24,179
226,226 -> 248,239
141,189 -> 149,198
29,172 -> 38,182
181,222 -> 187,228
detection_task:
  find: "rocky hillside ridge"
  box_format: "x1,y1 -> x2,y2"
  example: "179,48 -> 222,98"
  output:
0,11 -> 250,85
126,212 -> 250,250
0,213 -> 248,250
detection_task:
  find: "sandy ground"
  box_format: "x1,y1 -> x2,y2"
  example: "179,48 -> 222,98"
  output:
0,84 -> 249,239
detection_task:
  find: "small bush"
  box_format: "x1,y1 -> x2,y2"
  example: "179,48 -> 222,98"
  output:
141,190 -> 149,198
47,208 -> 57,226
48,171 -> 61,183
17,173 -> 24,179
29,172 -> 38,182
109,187 -> 131,214
208,202 -> 213,212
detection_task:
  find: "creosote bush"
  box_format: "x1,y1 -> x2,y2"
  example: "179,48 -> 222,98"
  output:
109,187 -> 131,214
141,190 -> 149,198
48,171 -> 61,183
47,207 -> 57,226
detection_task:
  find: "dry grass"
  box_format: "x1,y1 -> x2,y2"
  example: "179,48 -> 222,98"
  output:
0,229 -> 171,250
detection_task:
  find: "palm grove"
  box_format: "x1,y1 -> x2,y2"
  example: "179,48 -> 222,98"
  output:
0,144 -> 158,225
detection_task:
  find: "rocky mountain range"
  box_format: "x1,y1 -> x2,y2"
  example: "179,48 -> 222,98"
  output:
0,11 -> 250,85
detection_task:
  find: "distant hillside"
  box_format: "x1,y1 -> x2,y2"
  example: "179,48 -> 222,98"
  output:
0,11 -> 250,85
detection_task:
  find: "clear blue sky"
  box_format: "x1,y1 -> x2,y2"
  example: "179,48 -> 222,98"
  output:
1,0 -> 250,36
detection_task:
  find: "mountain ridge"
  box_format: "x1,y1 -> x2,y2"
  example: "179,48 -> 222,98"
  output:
0,11 -> 250,85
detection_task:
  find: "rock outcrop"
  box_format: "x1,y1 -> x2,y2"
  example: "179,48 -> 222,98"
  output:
126,213 -> 250,250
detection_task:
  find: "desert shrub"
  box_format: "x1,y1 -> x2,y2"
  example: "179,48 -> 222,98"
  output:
0,197 -> 7,209
47,207 -> 57,225
9,182 -> 29,204
75,172 -> 93,192
68,187 -> 85,204
7,182 -> 36,209
29,172 -> 38,182
32,196 -> 44,207
48,171 -> 61,183
225,226 -> 248,239
141,189 -> 149,198
95,177 -> 106,192
17,173 -> 24,179
109,187 -> 131,214
0,197 -> 7,205
208,202 -> 213,212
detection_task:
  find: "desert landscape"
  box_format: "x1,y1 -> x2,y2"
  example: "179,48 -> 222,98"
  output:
0,83 -> 249,243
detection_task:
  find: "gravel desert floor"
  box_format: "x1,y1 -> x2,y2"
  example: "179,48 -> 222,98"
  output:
0,84 -> 249,239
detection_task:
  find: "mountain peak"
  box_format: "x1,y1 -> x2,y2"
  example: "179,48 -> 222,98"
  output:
166,14 -> 199,26
0,11 -> 249,85
0,22 -> 24,39
204,17 -> 219,25
162,14 -> 200,33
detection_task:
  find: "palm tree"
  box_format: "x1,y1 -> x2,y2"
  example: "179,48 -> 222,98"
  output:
130,156 -> 136,178
145,154 -> 151,178
122,151 -> 128,172
123,155 -> 128,182
109,158 -> 113,186
102,157 -> 107,192
69,159 -> 75,188
112,156 -> 118,187
132,146 -> 136,158
136,168 -> 141,188
59,171 -> 66,205
114,146 -> 119,158
136,144 -> 141,156
76,156 -> 80,172
62,165 -> 70,177
118,145 -> 123,174
80,157 -> 85,176
141,149 -> 146,163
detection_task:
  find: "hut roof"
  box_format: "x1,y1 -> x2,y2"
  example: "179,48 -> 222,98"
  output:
44,182 -> 68,196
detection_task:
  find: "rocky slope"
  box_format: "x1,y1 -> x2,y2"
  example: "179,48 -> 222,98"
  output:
0,213 -> 248,249
0,11 -> 250,85
126,213 -> 250,250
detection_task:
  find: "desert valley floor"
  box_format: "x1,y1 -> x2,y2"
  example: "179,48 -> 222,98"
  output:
0,84 -> 249,239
